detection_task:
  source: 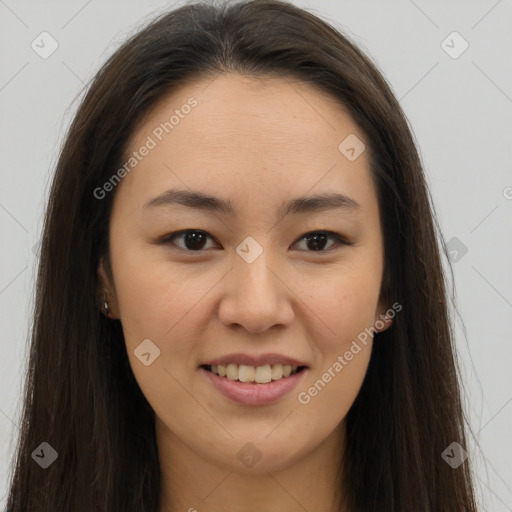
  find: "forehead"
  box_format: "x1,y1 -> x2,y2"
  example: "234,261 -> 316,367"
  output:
129,74 -> 363,155
117,73 -> 373,209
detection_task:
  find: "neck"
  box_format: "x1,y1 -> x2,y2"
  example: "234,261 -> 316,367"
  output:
157,419 -> 347,512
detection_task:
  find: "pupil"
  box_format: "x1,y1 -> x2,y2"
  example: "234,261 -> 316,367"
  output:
182,232 -> 328,251
306,233 -> 327,251
185,231 -> 206,250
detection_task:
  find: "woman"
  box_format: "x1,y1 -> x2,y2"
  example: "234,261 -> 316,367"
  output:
6,0 -> 478,510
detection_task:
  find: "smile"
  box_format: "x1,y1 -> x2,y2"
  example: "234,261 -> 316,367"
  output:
202,363 -> 307,383
199,364 -> 309,405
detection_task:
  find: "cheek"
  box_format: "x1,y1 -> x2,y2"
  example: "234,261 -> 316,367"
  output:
293,283 -> 376,437
111,260 -> 164,346
295,259 -> 380,411
304,259 -> 382,344
298,338 -> 372,441
111,241 -> 204,343
112,255 -> 206,419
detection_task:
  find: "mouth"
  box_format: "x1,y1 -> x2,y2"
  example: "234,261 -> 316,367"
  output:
200,363 -> 308,384
199,363 -> 309,405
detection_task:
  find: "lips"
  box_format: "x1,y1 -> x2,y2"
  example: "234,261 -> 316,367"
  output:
198,352 -> 310,404
200,365 -> 308,405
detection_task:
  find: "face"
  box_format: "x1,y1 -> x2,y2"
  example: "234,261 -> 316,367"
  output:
99,73 -> 390,474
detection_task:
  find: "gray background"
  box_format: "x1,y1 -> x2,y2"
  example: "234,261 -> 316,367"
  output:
1,0 -> 511,509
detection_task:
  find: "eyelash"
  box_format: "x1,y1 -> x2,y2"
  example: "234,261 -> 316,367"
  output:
160,229 -> 353,253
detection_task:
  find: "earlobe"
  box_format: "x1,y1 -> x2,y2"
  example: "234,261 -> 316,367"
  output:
97,258 -> 119,319
102,286 -> 113,319
374,299 -> 393,333
374,310 -> 393,333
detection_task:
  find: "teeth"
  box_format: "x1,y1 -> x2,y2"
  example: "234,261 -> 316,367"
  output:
226,364 -> 238,380
239,364 -> 255,383
255,365 -> 271,383
271,364 -> 283,380
208,363 -> 299,382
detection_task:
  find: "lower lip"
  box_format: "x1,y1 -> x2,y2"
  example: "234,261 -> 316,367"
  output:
200,367 -> 308,406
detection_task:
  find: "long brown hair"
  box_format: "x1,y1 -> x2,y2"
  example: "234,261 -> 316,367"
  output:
7,1 -> 478,510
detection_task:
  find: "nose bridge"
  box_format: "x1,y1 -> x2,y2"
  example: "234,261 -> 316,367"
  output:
219,237 -> 293,332
234,233 -> 274,279
234,240 -> 278,301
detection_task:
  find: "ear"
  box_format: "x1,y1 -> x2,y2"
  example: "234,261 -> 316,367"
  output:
374,298 -> 393,334
97,257 -> 119,319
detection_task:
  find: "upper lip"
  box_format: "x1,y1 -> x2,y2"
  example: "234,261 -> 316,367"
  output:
201,353 -> 309,368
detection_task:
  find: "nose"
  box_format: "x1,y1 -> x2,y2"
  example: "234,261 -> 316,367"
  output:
218,249 -> 294,334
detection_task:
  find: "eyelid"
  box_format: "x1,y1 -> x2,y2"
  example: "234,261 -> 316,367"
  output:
160,229 -> 220,251
292,230 -> 354,251
160,229 -> 353,252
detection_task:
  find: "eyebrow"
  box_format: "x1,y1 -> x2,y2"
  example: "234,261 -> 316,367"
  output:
143,188 -> 361,217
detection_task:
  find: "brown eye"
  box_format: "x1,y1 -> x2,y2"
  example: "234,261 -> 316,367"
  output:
161,229 -> 351,253
293,231 -> 350,252
163,230 -> 217,251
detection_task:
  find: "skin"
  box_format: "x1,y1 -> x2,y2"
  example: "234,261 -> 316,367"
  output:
98,73 -> 391,512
